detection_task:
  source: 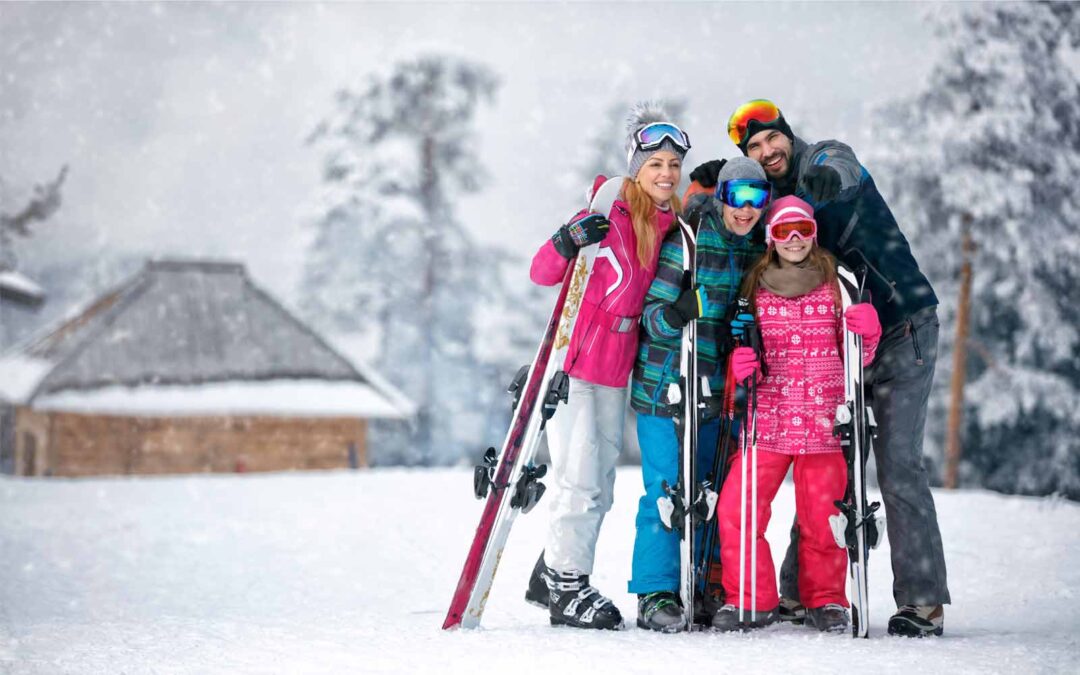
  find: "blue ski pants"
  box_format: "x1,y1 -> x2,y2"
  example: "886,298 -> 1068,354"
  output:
628,413 -> 720,595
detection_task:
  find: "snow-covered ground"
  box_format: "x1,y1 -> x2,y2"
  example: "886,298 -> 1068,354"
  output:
1,468 -> 1077,674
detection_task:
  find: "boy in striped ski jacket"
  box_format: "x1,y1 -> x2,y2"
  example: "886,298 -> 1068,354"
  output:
628,157 -> 767,632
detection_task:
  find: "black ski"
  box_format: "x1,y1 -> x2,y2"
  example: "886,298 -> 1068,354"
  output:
831,264 -> 885,638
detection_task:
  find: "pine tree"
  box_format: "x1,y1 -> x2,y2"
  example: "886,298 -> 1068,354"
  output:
301,55 -> 542,465
0,166 -> 67,345
870,2 -> 1080,498
0,166 -> 67,271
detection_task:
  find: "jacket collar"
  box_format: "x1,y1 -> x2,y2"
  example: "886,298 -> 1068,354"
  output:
772,136 -> 810,198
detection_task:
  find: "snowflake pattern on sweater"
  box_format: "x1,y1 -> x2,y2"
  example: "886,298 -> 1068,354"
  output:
754,281 -> 877,456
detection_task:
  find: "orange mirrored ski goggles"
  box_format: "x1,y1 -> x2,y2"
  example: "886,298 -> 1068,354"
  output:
727,99 -> 782,146
769,219 -> 817,244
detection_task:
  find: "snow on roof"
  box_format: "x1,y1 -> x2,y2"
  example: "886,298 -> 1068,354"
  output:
0,258 -> 414,418
0,270 -> 46,306
24,259 -> 365,393
0,355 -> 53,403
31,379 -> 409,419
321,332 -> 417,417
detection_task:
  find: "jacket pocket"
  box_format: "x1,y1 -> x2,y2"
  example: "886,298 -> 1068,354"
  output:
569,301 -> 641,383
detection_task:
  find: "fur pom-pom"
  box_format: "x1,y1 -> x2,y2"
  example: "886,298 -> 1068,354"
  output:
625,100 -> 671,134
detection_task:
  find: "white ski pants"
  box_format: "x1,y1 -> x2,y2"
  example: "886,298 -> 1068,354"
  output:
543,377 -> 626,574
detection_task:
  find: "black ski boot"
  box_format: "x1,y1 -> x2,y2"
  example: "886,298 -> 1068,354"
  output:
524,551 -> 550,609
888,605 -> 944,637
778,597 -> 806,625
636,592 -> 686,633
710,603 -> 779,632
806,603 -> 850,633
547,569 -> 624,630
695,588 -> 725,627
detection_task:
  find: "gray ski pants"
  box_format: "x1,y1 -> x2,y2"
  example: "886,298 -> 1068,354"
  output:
779,305 -> 951,608
543,377 -> 625,574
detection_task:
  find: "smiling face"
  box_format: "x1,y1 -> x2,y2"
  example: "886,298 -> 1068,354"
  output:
774,233 -> 814,265
635,150 -> 682,206
721,202 -> 762,236
745,129 -> 793,180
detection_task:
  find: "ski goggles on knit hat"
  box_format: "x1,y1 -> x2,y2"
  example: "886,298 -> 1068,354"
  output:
718,179 -> 771,209
630,123 -> 691,159
727,99 -> 782,146
768,219 -> 817,244
626,122 -> 691,176
766,196 -> 818,244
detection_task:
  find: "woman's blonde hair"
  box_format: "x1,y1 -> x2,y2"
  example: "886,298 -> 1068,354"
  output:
622,178 -> 681,268
739,242 -> 841,313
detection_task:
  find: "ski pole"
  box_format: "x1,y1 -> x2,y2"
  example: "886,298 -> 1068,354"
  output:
738,382 -> 748,626
749,373 -> 758,624
745,310 -> 762,625
699,352 -> 738,605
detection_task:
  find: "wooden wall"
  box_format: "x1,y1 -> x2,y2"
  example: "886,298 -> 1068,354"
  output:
12,408 -> 367,477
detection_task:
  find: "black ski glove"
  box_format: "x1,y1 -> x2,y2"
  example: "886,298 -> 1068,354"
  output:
552,211 -> 611,259
801,164 -> 842,203
689,159 -> 727,189
663,285 -> 710,329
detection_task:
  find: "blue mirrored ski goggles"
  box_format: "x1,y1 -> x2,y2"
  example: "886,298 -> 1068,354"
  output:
718,179 -> 772,209
634,123 -> 691,153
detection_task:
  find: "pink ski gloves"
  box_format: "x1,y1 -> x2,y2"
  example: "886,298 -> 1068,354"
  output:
731,346 -> 761,383
844,303 -> 882,340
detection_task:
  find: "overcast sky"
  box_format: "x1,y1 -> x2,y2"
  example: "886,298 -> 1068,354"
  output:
0,1 -> 944,304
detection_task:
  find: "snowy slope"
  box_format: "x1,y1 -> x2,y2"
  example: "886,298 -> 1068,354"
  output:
1,468 -> 1077,674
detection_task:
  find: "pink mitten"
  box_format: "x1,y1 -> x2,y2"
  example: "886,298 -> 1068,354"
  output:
845,303 -> 881,340
731,346 -> 760,383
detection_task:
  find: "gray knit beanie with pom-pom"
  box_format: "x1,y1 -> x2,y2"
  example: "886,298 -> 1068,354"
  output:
625,102 -> 689,179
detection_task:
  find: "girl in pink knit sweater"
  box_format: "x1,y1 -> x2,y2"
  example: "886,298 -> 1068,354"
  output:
712,195 -> 882,633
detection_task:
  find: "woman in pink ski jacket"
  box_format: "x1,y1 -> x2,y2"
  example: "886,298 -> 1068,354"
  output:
523,104 -> 689,631
529,185 -> 674,388
711,195 -> 882,633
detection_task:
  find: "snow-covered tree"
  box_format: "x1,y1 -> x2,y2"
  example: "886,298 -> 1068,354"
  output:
0,166 -> 68,346
301,55 -> 544,466
870,2 -> 1080,498
0,166 -> 66,270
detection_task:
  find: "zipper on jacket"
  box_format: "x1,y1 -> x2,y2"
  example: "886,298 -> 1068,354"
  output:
651,351 -> 676,409
727,247 -> 739,306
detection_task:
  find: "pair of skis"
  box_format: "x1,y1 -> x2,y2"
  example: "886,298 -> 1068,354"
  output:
442,177 -> 623,630
831,264 -> 885,638
655,215 -> 718,631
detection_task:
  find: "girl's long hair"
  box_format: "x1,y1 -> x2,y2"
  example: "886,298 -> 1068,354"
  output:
739,242 -> 841,313
622,178 -> 681,268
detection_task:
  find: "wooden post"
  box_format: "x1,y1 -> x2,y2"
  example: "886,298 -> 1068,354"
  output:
944,214 -> 974,489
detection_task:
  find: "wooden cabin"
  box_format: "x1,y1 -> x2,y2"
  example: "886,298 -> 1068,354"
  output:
0,259 -> 411,476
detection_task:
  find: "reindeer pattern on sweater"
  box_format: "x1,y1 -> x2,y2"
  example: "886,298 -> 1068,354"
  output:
753,281 -> 878,456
